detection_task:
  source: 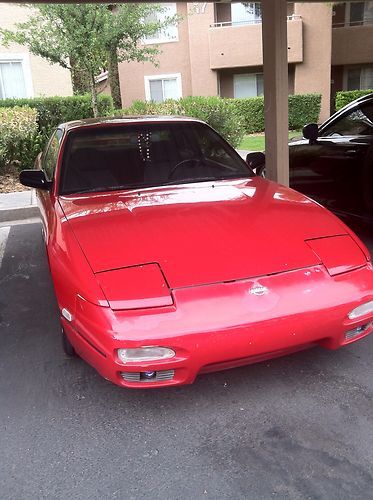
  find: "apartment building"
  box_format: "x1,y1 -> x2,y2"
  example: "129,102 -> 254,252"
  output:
0,3 -> 72,99
115,1 -> 373,123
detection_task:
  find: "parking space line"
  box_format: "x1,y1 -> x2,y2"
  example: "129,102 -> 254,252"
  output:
0,226 -> 10,268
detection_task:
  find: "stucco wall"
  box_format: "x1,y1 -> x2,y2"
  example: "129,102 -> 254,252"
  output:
117,2 -> 218,107
332,25 -> 373,66
293,3 -> 332,122
118,3 -> 193,107
0,3 -> 72,98
208,18 -> 303,70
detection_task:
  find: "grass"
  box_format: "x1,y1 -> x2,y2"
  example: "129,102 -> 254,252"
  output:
238,130 -> 302,151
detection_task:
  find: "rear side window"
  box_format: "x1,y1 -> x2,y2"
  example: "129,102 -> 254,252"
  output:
42,129 -> 62,180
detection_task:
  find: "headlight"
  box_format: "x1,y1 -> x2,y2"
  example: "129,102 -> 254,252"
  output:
117,347 -> 175,363
348,300 -> 373,320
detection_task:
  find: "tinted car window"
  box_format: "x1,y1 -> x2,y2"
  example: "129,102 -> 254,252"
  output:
321,103 -> 373,137
59,122 -> 252,195
43,129 -> 62,180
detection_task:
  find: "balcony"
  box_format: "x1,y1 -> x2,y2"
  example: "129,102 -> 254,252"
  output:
332,22 -> 373,66
208,16 -> 303,70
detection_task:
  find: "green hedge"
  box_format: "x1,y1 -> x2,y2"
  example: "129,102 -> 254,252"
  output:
288,94 -> 322,129
232,93 -> 322,133
120,93 -> 321,140
335,89 -> 373,111
0,94 -> 114,141
231,97 -> 264,134
117,96 -> 246,148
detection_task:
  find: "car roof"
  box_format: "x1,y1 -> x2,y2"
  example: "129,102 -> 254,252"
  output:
58,115 -> 205,132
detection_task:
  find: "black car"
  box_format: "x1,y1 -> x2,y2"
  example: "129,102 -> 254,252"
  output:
289,93 -> 373,225
248,93 -> 373,226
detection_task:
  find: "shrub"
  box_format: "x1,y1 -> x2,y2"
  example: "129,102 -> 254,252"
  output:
0,106 -> 39,170
335,89 -> 373,110
0,94 -> 114,145
232,97 -> 264,134
288,94 -> 322,129
231,93 -> 321,133
117,96 -> 245,148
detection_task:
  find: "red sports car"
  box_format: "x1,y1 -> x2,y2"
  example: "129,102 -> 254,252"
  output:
20,117 -> 373,388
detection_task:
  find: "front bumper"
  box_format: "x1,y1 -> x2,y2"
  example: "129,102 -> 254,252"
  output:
62,264 -> 373,388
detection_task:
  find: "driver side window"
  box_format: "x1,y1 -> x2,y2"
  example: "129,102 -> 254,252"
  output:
321,103 -> 373,137
42,129 -> 62,180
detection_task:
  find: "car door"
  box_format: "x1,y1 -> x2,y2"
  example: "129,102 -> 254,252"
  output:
289,101 -> 373,221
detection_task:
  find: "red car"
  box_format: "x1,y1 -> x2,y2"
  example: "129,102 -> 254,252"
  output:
20,117 -> 373,388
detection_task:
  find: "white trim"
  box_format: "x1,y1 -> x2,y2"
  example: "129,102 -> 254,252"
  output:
344,2 -> 351,26
0,52 -> 34,98
144,73 -> 182,102
95,70 -> 108,83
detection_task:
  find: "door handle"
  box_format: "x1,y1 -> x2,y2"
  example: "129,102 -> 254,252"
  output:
346,149 -> 359,156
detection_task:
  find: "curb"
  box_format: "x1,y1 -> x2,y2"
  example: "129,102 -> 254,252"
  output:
0,206 -> 39,223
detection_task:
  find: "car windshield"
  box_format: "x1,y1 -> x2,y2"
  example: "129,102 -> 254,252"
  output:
59,122 -> 252,195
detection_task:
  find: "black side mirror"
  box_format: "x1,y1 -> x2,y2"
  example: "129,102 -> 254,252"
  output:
302,123 -> 319,144
246,152 -> 266,177
19,170 -> 52,190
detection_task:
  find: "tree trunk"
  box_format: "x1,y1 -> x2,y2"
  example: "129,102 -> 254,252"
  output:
90,73 -> 99,117
70,55 -> 90,95
107,43 -> 122,109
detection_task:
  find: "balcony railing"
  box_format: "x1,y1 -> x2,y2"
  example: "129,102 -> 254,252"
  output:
210,15 -> 301,29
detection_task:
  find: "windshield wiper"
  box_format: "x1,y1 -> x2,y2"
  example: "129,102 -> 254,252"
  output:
162,176 -> 218,186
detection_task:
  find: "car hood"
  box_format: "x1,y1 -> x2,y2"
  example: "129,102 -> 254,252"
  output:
59,178 -> 348,288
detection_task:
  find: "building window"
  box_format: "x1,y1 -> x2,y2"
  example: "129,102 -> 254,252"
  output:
0,54 -> 33,99
231,2 -> 262,25
345,66 -> 373,91
233,73 -> 263,98
144,3 -> 178,44
0,61 -> 26,99
346,1 -> 373,26
144,73 -> 182,102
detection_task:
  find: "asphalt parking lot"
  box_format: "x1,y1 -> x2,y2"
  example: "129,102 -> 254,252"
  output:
1,221 -> 373,500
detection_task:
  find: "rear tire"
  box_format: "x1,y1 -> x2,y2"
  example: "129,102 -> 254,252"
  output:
61,327 -> 76,357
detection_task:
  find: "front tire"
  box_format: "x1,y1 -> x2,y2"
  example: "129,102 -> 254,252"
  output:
61,326 -> 76,357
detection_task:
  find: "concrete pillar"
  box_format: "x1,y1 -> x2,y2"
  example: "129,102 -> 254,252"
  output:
294,3 -> 332,122
261,0 -> 289,186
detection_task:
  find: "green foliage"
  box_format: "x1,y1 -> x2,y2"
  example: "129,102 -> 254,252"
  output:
335,90 -> 373,110
181,96 -> 245,147
0,4 -> 180,113
0,106 -> 39,170
117,96 -> 245,148
232,97 -> 264,134
0,94 -> 113,142
232,94 -> 322,133
288,94 -> 322,129
118,94 -> 321,144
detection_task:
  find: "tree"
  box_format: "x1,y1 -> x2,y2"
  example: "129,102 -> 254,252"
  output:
0,4 -> 179,115
105,4 -> 181,109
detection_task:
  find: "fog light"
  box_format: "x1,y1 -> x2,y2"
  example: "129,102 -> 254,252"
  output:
117,347 -> 175,363
345,323 -> 370,341
348,300 -> 373,320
